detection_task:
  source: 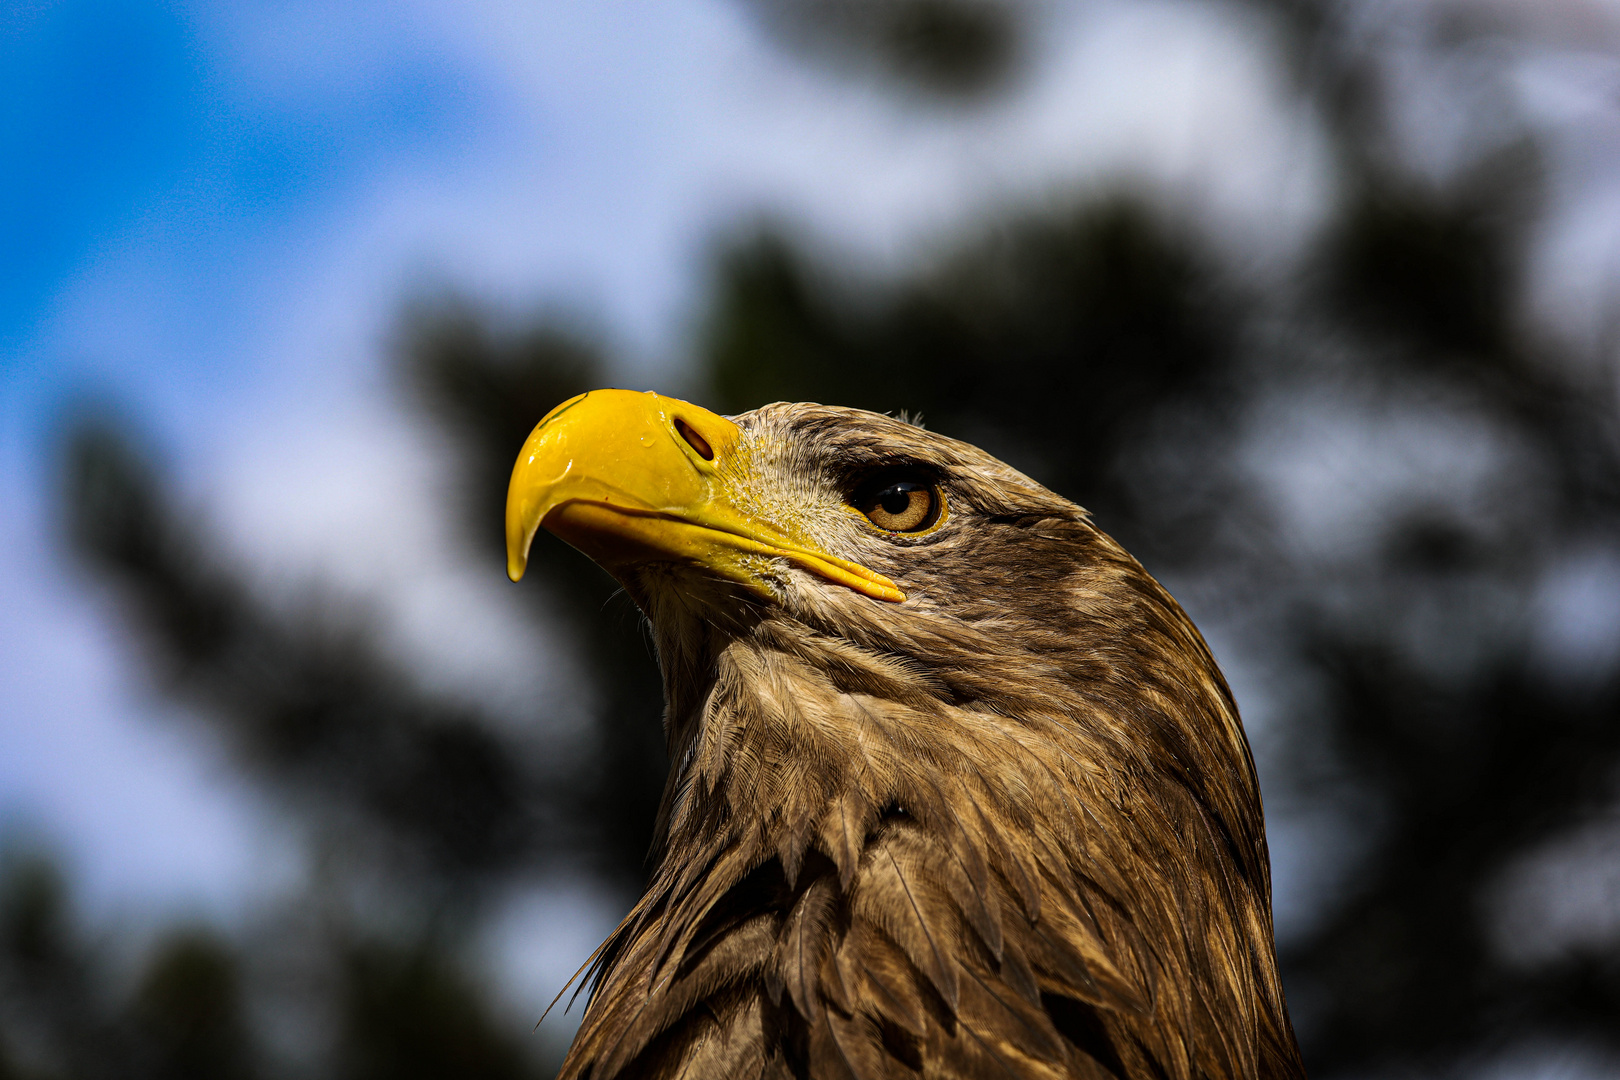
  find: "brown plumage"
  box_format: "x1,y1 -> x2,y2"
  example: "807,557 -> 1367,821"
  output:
505,393 -> 1304,1080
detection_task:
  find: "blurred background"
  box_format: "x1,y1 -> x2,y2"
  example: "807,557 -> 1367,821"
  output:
4,0 -> 1620,1075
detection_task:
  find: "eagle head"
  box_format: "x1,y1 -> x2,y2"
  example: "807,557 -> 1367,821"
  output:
507,389 -> 1303,1080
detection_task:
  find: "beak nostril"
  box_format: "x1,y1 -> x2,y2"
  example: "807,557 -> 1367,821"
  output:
675,418 -> 714,461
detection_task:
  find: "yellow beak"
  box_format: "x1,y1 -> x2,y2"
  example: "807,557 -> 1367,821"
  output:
504,389 -> 905,603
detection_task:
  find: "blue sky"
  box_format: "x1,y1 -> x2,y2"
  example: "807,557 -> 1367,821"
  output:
1,1 -> 206,346
2,1 -> 495,436
0,7 -> 512,906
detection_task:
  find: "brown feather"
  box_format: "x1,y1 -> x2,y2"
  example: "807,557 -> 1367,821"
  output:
552,403 -> 1305,1080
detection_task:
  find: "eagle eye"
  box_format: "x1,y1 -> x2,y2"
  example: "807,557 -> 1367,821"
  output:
855,476 -> 942,533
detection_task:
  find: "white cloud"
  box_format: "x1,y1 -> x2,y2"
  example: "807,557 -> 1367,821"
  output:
1532,548 -> 1620,683
1490,807 -> 1620,966
1240,385 -> 1536,565
200,0 -> 1332,364
478,874 -> 630,1045
200,397 -> 583,733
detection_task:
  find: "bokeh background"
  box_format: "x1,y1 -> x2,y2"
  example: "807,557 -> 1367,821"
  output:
5,0 -> 1620,1076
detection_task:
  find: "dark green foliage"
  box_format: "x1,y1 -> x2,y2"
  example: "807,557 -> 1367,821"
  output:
0,861 -> 260,1079
0,851 -> 549,1079
401,305 -> 669,885
741,0 -> 1021,99
693,180 -> 1620,1073
48,415 -> 566,1074
336,943 -> 533,1080
0,856 -> 103,1076
1282,640 -> 1620,1066
65,419 -> 545,888
1324,186 -> 1515,360
397,306 -> 600,564
705,203 -> 1238,544
124,931 -> 256,1080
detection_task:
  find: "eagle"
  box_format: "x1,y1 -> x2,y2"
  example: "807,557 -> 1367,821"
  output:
505,389 -> 1304,1080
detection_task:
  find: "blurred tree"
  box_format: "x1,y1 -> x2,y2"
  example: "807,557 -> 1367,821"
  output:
739,0 -> 1023,100
399,307 -> 669,886
335,941 -> 531,1080
0,850 -> 551,1079
122,930 -> 257,1080
0,854 -> 108,1077
686,170 -> 1620,1077
64,420 -> 548,895
702,202 -> 1242,559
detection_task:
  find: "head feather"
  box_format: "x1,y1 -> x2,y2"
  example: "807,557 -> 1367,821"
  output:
552,402 -> 1303,1080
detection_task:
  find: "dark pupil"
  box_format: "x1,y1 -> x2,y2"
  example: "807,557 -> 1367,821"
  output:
879,486 -> 916,514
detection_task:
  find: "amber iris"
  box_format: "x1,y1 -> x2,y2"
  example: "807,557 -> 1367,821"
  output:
858,480 -> 940,532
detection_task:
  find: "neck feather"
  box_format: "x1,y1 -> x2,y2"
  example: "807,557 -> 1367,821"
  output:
558,589 -> 1301,1080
